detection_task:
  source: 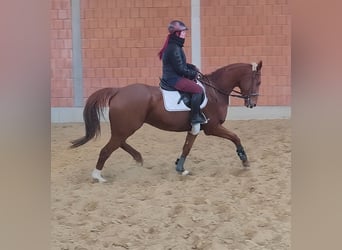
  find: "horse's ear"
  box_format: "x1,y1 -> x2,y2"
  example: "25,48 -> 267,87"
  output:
257,60 -> 263,71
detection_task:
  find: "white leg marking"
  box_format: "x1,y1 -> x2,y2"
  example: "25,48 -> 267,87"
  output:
190,123 -> 200,135
182,170 -> 190,176
92,169 -> 107,183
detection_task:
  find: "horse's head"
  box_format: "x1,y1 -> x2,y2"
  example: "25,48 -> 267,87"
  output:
239,61 -> 262,108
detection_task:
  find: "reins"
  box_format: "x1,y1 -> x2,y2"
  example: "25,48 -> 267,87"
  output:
198,72 -> 254,100
197,64 -> 260,101
197,73 -> 231,97
230,89 -> 252,100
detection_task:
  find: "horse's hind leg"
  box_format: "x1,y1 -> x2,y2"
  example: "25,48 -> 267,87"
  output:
92,135 -> 122,182
121,142 -> 143,165
175,132 -> 198,175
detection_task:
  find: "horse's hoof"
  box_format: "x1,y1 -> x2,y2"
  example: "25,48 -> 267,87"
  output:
182,170 -> 190,176
92,169 -> 107,183
135,158 -> 143,166
242,160 -> 250,167
178,170 -> 190,176
93,177 -> 107,183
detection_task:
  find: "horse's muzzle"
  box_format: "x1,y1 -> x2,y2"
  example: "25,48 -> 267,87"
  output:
245,99 -> 257,108
244,93 -> 258,109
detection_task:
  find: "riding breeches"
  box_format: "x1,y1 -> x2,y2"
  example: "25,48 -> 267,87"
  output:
174,77 -> 203,94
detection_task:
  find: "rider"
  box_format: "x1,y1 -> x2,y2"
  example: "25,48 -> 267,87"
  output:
158,20 -> 207,130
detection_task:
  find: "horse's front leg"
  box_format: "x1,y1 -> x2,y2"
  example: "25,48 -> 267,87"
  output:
175,132 -> 198,175
204,124 -> 249,167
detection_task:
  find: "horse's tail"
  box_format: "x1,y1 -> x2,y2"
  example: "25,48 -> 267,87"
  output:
70,87 -> 118,148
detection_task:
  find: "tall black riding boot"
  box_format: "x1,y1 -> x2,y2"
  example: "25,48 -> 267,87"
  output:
190,93 -> 207,125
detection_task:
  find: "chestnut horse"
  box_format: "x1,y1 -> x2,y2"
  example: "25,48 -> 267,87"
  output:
71,61 -> 262,182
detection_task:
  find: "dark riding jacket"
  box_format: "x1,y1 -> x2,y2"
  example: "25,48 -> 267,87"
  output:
161,34 -> 198,87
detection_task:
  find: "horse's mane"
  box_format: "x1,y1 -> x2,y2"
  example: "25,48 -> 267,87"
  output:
205,63 -> 248,79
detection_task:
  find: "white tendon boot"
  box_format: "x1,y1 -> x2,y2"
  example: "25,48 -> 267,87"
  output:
92,169 -> 107,183
190,123 -> 200,135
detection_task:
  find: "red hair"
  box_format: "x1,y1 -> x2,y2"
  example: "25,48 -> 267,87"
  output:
158,34 -> 170,60
158,31 -> 182,60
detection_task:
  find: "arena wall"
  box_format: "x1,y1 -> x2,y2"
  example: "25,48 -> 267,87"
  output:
50,0 -> 290,120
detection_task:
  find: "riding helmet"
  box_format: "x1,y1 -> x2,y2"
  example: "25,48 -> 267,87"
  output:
168,20 -> 189,33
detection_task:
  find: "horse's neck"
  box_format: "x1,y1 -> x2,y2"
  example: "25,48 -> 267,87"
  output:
208,65 -> 245,93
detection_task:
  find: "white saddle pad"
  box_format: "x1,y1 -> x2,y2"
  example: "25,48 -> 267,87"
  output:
160,81 -> 208,111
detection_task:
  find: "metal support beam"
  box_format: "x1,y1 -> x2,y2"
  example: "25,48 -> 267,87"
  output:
71,0 -> 83,106
191,0 -> 201,70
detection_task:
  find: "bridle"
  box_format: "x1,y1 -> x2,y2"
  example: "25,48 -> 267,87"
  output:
197,63 -> 260,103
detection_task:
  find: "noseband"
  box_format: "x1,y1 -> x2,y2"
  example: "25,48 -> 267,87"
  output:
230,71 -> 260,102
